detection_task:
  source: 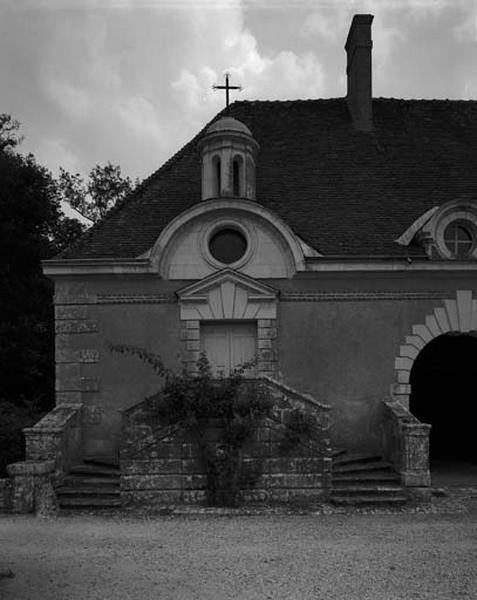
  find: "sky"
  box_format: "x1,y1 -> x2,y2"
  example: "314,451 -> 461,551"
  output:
1,0 -> 476,186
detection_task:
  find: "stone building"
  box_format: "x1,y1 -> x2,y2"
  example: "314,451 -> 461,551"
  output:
3,14 -> 477,512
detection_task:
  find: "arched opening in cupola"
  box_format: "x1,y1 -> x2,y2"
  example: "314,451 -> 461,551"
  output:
212,155 -> 221,197
232,155 -> 243,197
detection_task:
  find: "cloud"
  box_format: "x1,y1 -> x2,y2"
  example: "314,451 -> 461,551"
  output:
35,138 -> 81,175
42,80 -> 91,121
0,0 -> 475,187
453,11 -> 477,43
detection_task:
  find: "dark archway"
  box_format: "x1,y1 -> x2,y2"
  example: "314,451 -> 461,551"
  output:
410,334 -> 477,462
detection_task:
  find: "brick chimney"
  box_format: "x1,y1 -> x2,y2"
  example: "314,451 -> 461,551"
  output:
345,14 -> 374,131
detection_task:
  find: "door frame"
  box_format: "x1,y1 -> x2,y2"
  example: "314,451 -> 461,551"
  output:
200,320 -> 258,377
177,269 -> 278,377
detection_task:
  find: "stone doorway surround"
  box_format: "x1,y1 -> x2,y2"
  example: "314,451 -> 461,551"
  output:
392,290 -> 477,409
176,268 -> 279,377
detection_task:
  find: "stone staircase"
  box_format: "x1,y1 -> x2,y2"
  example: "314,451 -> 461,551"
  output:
55,459 -> 121,510
331,451 -> 408,507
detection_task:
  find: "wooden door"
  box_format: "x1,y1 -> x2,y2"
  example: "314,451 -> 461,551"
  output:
200,322 -> 257,377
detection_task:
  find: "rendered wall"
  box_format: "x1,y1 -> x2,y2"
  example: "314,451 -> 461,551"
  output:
275,272 -> 477,451
53,277 -> 183,459
51,270 -> 477,458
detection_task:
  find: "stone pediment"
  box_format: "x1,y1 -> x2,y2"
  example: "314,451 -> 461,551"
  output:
177,269 -> 278,321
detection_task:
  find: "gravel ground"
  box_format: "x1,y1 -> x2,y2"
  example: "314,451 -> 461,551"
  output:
1,506 -> 476,600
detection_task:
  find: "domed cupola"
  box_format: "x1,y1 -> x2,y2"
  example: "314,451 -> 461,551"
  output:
198,116 -> 259,201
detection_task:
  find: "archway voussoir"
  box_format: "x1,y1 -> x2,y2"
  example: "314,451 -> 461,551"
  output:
434,307 -> 451,334
456,290 -> 473,332
471,299 -> 477,332
399,345 -> 420,360
425,315 -> 441,338
405,335 -> 426,351
412,324 -> 433,344
444,299 -> 459,331
390,383 -> 411,397
395,356 -> 413,371
397,369 -> 410,384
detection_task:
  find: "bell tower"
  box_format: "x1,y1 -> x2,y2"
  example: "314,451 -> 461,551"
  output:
199,117 -> 259,201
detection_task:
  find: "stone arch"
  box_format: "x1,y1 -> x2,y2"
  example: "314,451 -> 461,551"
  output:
150,198 -> 308,277
392,290 -> 476,407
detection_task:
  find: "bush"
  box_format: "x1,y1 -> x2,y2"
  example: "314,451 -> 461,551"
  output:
110,345 -> 274,506
0,401 -> 43,477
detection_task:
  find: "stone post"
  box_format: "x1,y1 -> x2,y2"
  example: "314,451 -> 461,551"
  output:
400,423 -> 432,501
7,460 -> 57,515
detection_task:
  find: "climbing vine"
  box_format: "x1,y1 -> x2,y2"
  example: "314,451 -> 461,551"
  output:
109,343 -> 317,506
109,344 -> 275,506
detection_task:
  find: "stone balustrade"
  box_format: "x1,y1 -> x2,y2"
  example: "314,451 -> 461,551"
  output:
381,397 -> 431,501
23,403 -> 83,477
4,403 -> 83,514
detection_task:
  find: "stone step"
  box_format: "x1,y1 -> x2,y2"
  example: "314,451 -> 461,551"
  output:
69,464 -> 120,477
56,486 -> 120,497
332,471 -> 400,482
331,447 -> 347,458
58,496 -> 122,508
333,453 -> 383,466
61,475 -> 120,487
330,495 -> 408,507
333,460 -> 392,474
330,485 -> 404,495
84,456 -> 119,468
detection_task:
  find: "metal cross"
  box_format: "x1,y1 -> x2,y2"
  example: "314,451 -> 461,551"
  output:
213,73 -> 242,107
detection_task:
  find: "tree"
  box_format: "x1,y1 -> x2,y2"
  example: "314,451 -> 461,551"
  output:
0,114 -> 134,411
0,117 -> 84,411
58,162 -> 136,223
0,113 -> 23,151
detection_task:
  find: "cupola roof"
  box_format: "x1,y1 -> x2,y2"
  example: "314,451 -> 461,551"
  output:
205,116 -> 253,137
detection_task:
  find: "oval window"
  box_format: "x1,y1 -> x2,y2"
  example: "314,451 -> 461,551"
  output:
443,222 -> 473,259
209,228 -> 247,264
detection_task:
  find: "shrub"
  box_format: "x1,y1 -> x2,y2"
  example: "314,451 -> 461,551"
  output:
0,401 -> 43,477
109,345 -> 274,506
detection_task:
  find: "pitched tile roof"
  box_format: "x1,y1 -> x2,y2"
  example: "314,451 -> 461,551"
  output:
60,97 -> 477,259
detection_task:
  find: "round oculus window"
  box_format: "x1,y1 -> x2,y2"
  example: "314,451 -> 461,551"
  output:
443,222 -> 474,259
208,228 -> 247,264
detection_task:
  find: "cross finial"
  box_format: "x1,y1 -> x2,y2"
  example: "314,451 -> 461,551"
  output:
213,73 -> 242,107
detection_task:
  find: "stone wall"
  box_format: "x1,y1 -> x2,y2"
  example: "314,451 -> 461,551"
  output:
7,461 -> 56,515
24,403 -> 83,477
4,403 -> 82,514
381,397 -> 431,500
120,378 -> 331,507
0,478 -> 12,512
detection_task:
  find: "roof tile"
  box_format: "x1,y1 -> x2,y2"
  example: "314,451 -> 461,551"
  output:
60,98 -> 477,259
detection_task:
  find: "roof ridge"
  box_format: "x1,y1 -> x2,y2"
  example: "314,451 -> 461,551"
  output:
374,97 -> 477,103
229,97 -> 477,105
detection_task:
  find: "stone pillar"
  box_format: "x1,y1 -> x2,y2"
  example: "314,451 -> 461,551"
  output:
400,423 -> 432,501
7,460 -> 57,515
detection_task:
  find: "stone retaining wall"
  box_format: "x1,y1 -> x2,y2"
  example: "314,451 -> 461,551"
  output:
24,403 -> 83,478
121,378 -> 331,507
381,396 -> 431,500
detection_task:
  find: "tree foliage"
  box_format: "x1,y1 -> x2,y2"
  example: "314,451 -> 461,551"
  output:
57,162 -> 136,223
0,114 -> 23,151
109,345 -> 272,506
0,114 -> 139,410
0,115 -> 83,410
